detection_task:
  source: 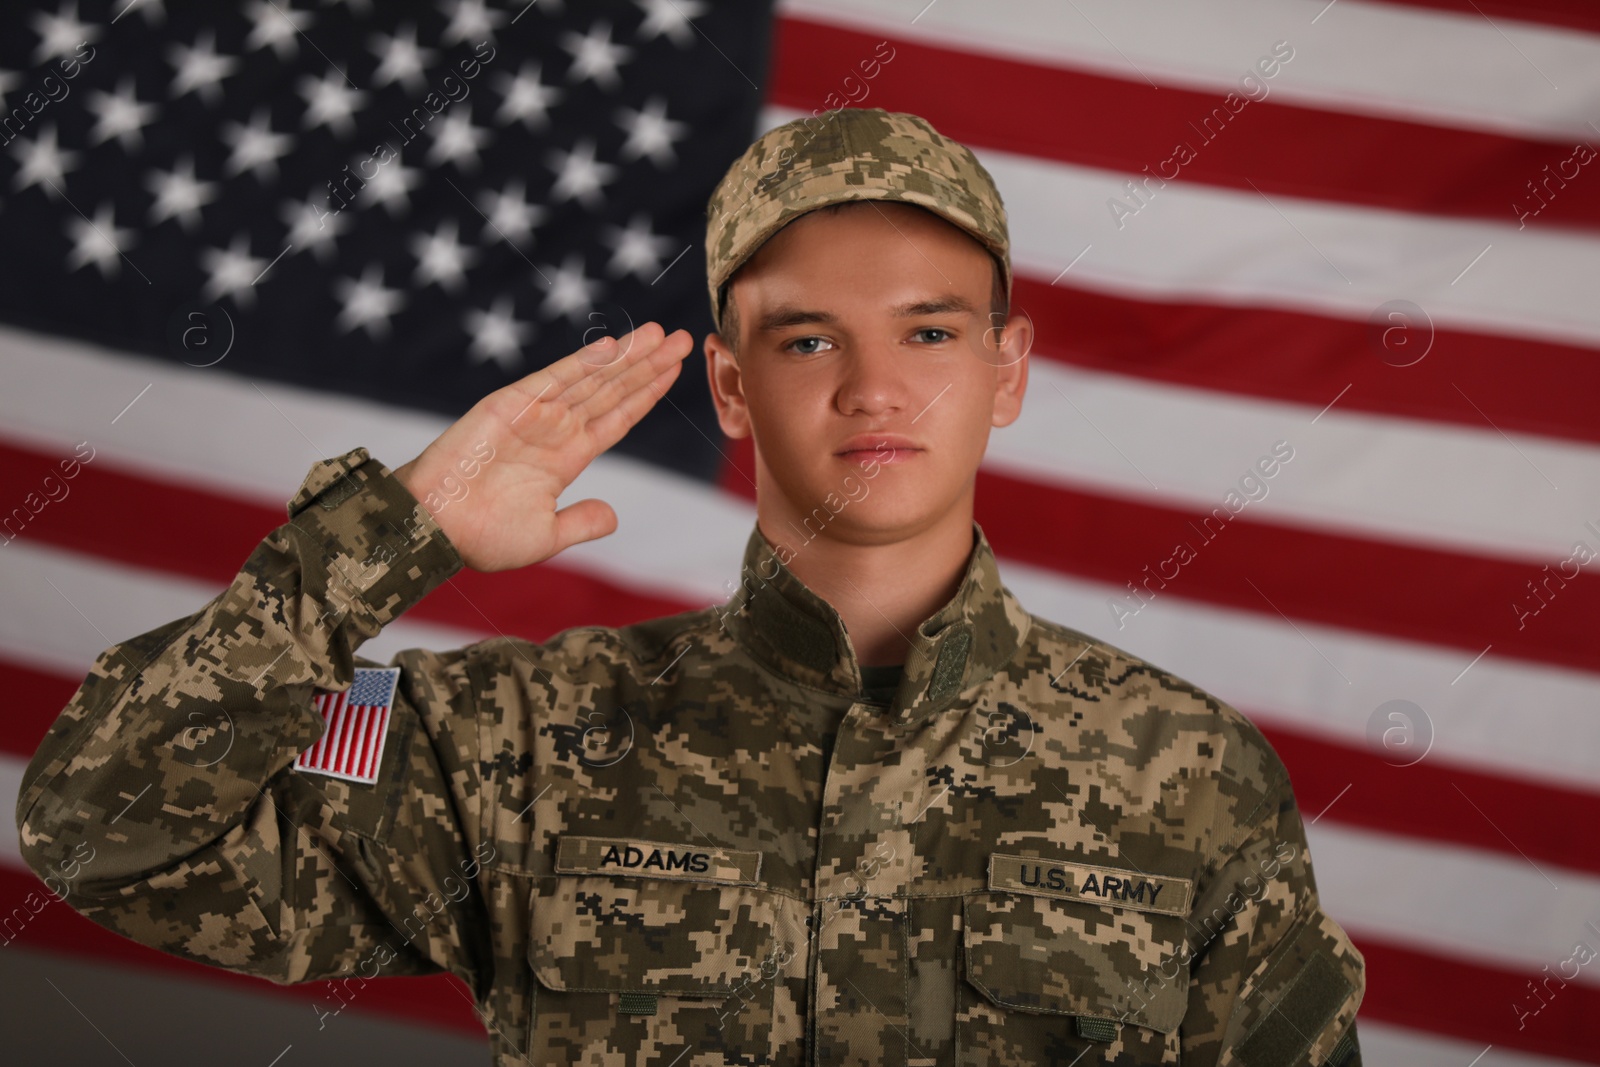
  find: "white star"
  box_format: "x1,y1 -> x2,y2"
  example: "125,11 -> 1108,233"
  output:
425,109 -> 489,171
299,70 -> 366,137
547,139 -> 616,208
410,219 -> 478,291
357,154 -> 421,216
110,0 -> 165,24
477,179 -> 546,247
616,97 -> 685,167
65,202 -> 133,278
0,69 -> 22,108
439,0 -> 506,47
31,2 -> 103,65
335,264 -> 404,339
86,77 -> 158,153
222,108 -> 293,182
11,124 -> 79,196
200,233 -> 268,308
369,24 -> 434,93
280,191 -> 352,262
537,254 -> 600,323
167,31 -> 240,107
493,62 -> 561,130
464,295 -> 531,371
635,0 -> 705,47
561,22 -> 631,91
145,156 -> 217,230
602,214 -> 674,281
244,0 -> 312,60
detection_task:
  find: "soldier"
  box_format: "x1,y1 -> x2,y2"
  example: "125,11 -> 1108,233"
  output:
16,107 -> 1363,1065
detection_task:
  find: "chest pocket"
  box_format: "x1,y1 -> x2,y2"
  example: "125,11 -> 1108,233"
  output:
526,873 -> 788,1063
959,888 -> 1192,1066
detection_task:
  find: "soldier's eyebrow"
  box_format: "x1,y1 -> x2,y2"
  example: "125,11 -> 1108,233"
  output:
891,296 -> 977,316
757,305 -> 838,331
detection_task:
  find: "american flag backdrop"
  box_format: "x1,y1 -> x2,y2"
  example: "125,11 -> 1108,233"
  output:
1,1 -> 1598,1064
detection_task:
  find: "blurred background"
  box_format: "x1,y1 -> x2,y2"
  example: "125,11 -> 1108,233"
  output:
2,0 -> 1597,1063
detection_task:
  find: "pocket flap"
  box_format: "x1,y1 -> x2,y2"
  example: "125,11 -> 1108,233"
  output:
528,875 -> 778,997
963,889 -> 1190,1034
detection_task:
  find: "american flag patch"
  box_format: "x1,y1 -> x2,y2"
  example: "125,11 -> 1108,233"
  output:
294,667 -> 399,785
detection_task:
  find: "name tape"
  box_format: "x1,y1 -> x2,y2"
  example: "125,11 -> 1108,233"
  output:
989,853 -> 1192,916
555,836 -> 763,886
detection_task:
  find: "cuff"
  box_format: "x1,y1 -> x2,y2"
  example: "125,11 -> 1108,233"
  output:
284,447 -> 464,635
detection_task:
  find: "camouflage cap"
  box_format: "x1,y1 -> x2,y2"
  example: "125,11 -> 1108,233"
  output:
704,107 -> 1011,333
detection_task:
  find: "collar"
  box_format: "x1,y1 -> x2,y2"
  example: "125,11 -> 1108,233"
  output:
718,520 -> 1032,723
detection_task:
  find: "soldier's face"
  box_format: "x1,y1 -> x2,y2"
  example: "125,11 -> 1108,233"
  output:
705,201 -> 1031,544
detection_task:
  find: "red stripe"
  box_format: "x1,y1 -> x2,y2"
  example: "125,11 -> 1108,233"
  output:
1014,275 -> 1600,448
1354,932 -> 1600,1063
341,705 -> 366,777
1260,717 -> 1600,878
329,701 -> 355,774
0,866 -> 484,1036
363,707 -> 389,780
1356,0 -> 1600,35
355,705 -> 378,778
0,439 -> 693,640
355,705 -> 377,779
718,436 -> 1600,674
974,467 -> 1600,674
314,698 -> 341,771
772,16 -> 1600,230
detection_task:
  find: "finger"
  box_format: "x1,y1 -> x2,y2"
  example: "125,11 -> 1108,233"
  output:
593,319 -> 666,367
518,322 -> 666,401
550,497 -> 618,554
557,323 -> 680,414
497,325 -> 667,428
571,329 -> 694,424
584,360 -> 684,454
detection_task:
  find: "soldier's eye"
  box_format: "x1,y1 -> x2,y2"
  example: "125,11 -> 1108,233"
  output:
785,335 -> 834,355
913,327 -> 954,344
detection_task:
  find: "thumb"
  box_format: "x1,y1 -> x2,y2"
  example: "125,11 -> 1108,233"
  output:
550,498 -> 619,554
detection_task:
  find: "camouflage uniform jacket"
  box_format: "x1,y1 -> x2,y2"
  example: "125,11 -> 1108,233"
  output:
15,446 -> 1365,1066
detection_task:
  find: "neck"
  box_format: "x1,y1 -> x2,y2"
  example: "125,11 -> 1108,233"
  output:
756,494 -> 976,669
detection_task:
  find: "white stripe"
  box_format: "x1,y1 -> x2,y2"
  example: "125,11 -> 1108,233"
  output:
780,0 -> 1600,141
8,319 -> 1600,586
1358,1020 -> 1590,1067
763,106 -> 1600,353
4,502 -> 1599,795
998,359 -> 1600,565
999,553 -> 1600,794
1309,820 -> 1600,988
0,538 -> 487,683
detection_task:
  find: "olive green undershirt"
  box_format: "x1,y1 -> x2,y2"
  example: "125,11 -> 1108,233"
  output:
857,663 -> 905,705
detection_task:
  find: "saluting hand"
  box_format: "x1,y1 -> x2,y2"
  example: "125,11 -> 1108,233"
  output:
393,322 -> 695,573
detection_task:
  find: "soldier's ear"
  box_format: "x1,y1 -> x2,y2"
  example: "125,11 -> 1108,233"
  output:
990,312 -> 1031,429
705,331 -> 752,440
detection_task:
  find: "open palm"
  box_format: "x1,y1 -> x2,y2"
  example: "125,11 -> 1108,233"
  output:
394,322 -> 695,572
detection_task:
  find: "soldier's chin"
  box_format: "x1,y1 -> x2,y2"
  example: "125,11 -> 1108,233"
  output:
801,498 -> 940,546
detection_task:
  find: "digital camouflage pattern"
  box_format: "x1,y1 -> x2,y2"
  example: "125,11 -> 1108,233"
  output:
15,448 -> 1365,1065
703,106 -> 1013,333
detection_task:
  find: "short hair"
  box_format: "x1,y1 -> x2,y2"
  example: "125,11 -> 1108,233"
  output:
719,202 -> 1009,357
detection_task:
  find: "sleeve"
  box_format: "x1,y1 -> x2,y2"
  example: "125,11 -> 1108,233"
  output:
12,446 -> 499,1001
1180,770 -> 1366,1067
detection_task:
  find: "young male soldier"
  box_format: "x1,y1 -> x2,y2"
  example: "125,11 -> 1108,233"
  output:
16,108 -> 1364,1065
